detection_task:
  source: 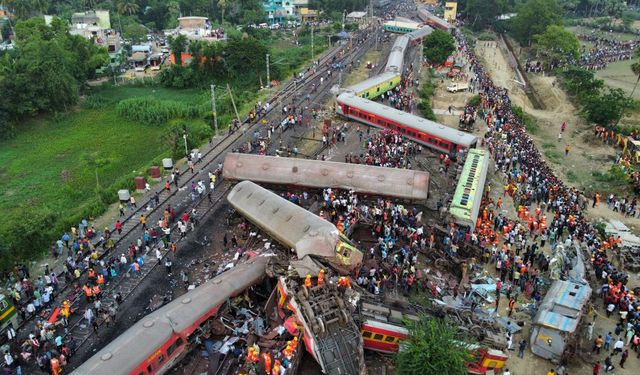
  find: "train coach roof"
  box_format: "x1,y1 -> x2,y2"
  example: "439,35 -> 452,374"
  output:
227,180 -> 339,260
222,154 -> 429,201
407,26 -> 433,40
532,280 -> 591,333
337,93 -> 477,146
345,71 -> 399,94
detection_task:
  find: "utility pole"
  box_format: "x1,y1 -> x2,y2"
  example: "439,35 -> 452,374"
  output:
266,53 -> 270,88
311,25 -> 314,61
227,83 -> 241,123
210,84 -> 218,136
342,9 -> 346,32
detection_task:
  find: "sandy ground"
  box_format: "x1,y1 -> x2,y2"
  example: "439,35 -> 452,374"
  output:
470,40 -> 640,375
475,40 -> 640,231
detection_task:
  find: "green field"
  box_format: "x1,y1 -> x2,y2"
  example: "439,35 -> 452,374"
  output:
593,59 -> 640,99
0,86 -> 208,267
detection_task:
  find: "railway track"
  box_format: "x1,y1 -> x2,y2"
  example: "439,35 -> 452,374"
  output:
19,26 -> 382,374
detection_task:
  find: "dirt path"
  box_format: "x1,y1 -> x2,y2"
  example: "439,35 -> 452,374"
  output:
475,41 -> 640,231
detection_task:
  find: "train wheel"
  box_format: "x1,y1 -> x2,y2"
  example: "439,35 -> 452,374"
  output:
339,309 -> 349,324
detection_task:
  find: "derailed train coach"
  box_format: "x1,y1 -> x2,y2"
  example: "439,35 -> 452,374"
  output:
72,256 -> 270,375
222,153 -> 429,202
227,180 -> 364,274
336,92 -> 477,156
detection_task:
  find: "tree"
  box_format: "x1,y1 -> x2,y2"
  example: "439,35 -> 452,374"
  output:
395,316 -> 473,375
0,17 -> 108,130
463,0 -> 501,31
583,88 -> 634,128
561,66 -> 604,100
534,25 -> 580,70
629,59 -> 640,100
218,0 -> 227,22
117,1 -> 140,16
82,152 -> 110,190
168,33 -> 188,66
513,0 -> 563,45
423,29 -> 455,66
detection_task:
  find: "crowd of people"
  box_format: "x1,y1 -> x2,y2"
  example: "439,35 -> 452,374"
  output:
344,129 -> 421,168
457,30 -> 640,369
525,33 -> 637,72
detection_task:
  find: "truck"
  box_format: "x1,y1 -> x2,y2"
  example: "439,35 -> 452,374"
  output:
447,82 -> 469,93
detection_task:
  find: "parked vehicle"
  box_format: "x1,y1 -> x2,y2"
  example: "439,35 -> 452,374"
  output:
447,83 -> 469,93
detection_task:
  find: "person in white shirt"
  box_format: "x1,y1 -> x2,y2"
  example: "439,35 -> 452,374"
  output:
4,351 -> 13,367
613,337 -> 625,354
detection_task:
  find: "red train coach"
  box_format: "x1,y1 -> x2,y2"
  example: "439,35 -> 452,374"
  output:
335,92 -> 477,156
71,256 -> 270,375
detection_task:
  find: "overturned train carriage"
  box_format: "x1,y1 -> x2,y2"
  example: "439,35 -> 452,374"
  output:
529,280 -> 592,362
72,256 -> 270,375
227,181 -> 364,274
222,154 -> 429,201
336,92 -> 478,155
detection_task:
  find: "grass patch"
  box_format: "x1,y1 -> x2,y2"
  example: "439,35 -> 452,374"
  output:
565,170 -> 578,183
0,85 -> 225,269
542,142 -> 556,150
510,104 -> 540,134
544,149 -> 562,164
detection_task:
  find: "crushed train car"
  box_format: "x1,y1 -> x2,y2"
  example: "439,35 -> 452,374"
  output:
227,180 -> 364,274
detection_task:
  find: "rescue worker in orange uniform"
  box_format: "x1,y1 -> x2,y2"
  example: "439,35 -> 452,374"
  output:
50,356 -> 61,375
97,274 -> 105,285
247,346 -> 259,363
92,284 -> 101,299
83,284 -> 93,302
338,276 -> 351,289
304,274 -> 312,288
261,352 -> 272,374
61,300 -> 71,326
317,269 -> 325,287
272,359 -> 281,375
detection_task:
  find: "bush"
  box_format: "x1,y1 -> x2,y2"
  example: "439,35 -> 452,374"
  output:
510,104 -> 539,134
467,95 -> 481,107
477,32 -> 496,41
116,97 -> 206,126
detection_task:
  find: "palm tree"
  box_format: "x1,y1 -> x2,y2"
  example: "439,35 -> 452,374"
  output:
117,1 -> 139,16
630,59 -> 640,99
218,0 -> 227,23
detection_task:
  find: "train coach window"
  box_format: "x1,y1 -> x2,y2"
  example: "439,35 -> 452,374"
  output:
384,336 -> 396,343
362,331 -> 372,338
373,334 -> 384,341
158,354 -> 165,364
167,337 -> 184,356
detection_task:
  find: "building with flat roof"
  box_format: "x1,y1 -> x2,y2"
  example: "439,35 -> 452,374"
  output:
262,0 -> 311,24
175,16 -> 225,41
444,2 -> 457,23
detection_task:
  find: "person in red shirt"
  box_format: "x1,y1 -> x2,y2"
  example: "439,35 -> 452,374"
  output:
593,360 -> 601,375
115,220 -> 122,234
